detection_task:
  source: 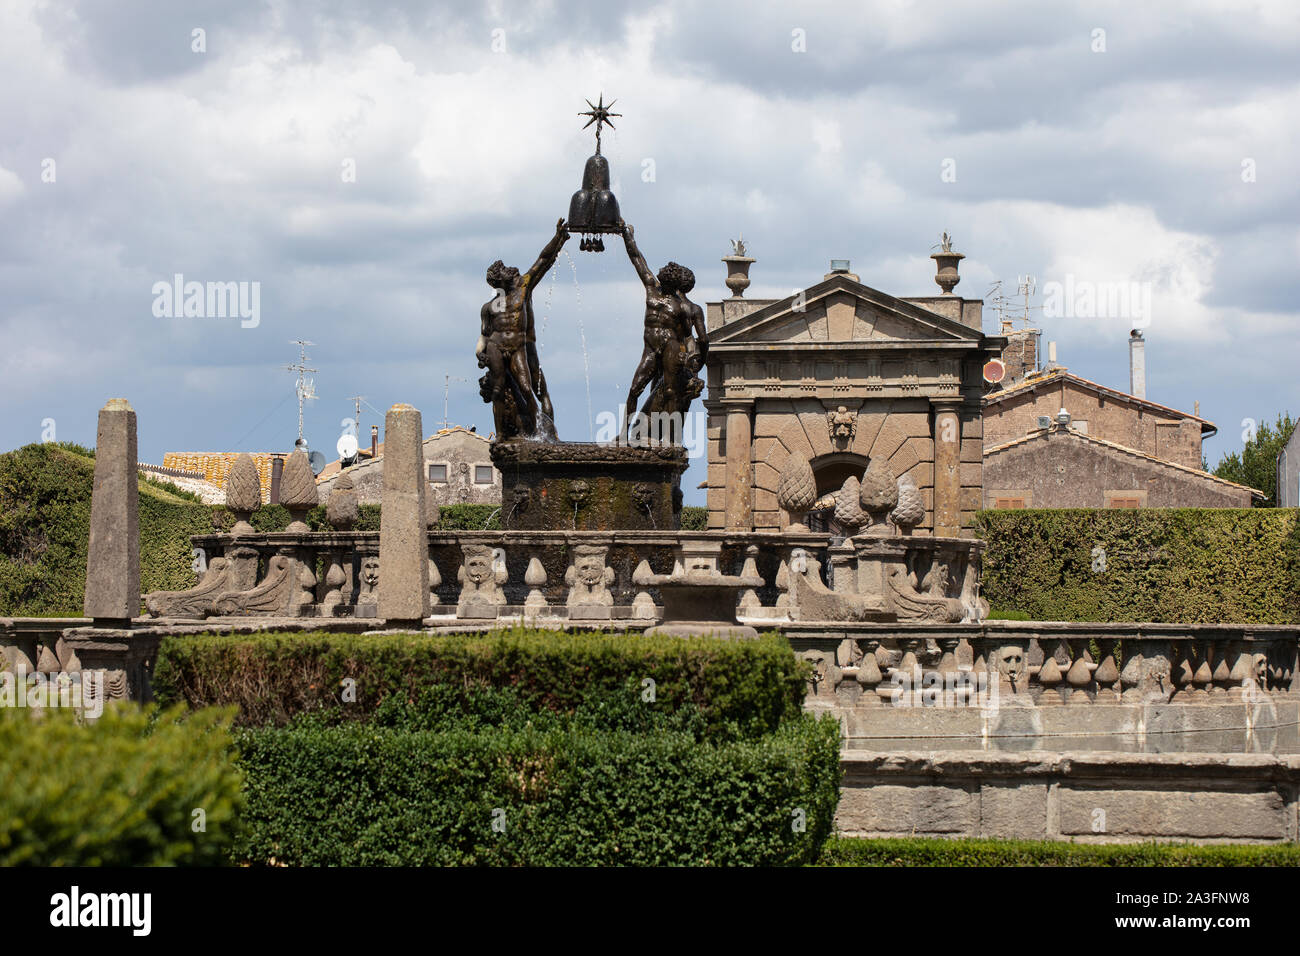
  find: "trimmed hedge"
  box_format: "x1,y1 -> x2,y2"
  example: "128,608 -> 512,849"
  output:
153,628 -> 809,737
0,705 -> 242,865
976,508 -> 1300,623
233,714 -> 841,866
817,836 -> 1300,867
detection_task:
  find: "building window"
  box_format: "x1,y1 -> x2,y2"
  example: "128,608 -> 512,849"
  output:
1108,495 -> 1142,508
474,465 -> 494,484
428,463 -> 447,483
993,497 -> 1027,509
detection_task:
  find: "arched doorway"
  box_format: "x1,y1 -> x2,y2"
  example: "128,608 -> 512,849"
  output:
807,452 -> 869,534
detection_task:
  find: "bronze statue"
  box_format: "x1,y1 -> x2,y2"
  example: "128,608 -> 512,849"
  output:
478,218 -> 567,441
620,222 -> 707,442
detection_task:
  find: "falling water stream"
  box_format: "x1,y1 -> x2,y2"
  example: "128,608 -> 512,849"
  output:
561,249 -> 595,441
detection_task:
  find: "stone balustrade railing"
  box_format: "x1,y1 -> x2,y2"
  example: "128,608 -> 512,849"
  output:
142,528 -> 987,625
794,624 -> 1300,708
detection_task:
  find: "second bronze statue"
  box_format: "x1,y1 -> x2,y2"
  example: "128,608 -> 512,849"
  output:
620,221 -> 708,443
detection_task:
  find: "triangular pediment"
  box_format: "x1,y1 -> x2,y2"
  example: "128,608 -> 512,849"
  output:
709,274 -> 982,348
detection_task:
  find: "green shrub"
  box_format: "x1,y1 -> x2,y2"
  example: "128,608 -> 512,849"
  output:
0,705 -> 243,865
976,508 -> 1300,623
153,628 -> 808,738
233,713 -> 841,866
818,836 -> 1300,867
680,505 -> 708,531
436,503 -> 501,530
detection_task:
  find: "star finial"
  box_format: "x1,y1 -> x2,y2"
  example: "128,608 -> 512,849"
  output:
579,93 -> 621,155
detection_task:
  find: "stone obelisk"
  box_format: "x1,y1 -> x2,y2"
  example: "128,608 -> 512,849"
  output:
83,398 -> 140,627
378,403 -> 430,626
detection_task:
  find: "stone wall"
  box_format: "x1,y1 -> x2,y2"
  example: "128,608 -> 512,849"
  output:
1280,427 -> 1300,508
838,751 -> 1300,843
983,427 -> 1252,508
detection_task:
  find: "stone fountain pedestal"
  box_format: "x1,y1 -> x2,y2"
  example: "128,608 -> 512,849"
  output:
491,441 -> 688,531
642,538 -> 764,640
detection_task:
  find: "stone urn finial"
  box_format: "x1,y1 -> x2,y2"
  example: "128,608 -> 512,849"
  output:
890,473 -> 925,535
858,458 -> 898,537
722,236 -> 756,298
280,449 -> 318,532
777,450 -> 817,531
326,471 -> 359,531
931,232 -> 964,295
224,453 -> 262,535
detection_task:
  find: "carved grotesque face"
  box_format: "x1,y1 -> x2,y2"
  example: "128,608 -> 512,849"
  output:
575,554 -> 604,587
996,645 -> 1025,683
465,553 -> 492,584
832,407 -> 854,441
686,557 -> 714,575
361,557 -> 379,587
1253,653 -> 1270,686
802,651 -> 828,687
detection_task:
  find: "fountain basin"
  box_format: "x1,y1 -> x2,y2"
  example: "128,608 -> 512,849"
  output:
490,440 -> 687,531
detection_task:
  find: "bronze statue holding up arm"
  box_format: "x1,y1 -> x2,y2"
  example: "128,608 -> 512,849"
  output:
478,218 -> 568,441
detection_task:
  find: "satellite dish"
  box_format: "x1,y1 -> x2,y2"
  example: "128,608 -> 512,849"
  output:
982,359 -> 1006,384
337,433 -> 359,461
308,450 -> 326,475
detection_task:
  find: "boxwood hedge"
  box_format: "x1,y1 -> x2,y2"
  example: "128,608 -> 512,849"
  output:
0,705 -> 243,866
233,714 -> 841,866
976,508 -> 1300,623
153,628 -> 809,737
817,836 -> 1300,867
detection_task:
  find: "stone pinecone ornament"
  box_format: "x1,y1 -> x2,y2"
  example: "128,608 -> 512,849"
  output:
326,471 -> 359,531
225,452 -> 262,534
833,475 -> 868,532
858,458 -> 899,516
280,449 -> 319,531
890,473 -> 925,533
776,451 -> 817,529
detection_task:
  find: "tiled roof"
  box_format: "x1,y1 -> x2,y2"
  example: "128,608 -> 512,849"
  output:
984,369 -> 1216,432
983,425 -> 1265,500
162,452 -> 286,503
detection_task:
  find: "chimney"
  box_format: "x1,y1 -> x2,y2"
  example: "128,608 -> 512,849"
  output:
370,424 -> 379,459
824,259 -> 859,282
269,456 -> 283,505
1129,330 -> 1146,399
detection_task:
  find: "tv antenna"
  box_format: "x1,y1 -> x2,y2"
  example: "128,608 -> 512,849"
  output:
987,276 -> 1041,333
441,374 -> 466,430
284,340 -> 317,443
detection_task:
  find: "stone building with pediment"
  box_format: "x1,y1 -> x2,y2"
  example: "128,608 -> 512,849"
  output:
702,259 -> 1005,536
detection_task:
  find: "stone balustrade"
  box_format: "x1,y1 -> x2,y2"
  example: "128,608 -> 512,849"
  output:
792,623 -> 1300,709
143,528 -> 989,627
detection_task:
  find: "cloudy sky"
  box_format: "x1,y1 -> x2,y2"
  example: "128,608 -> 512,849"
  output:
2,0 -> 1297,502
